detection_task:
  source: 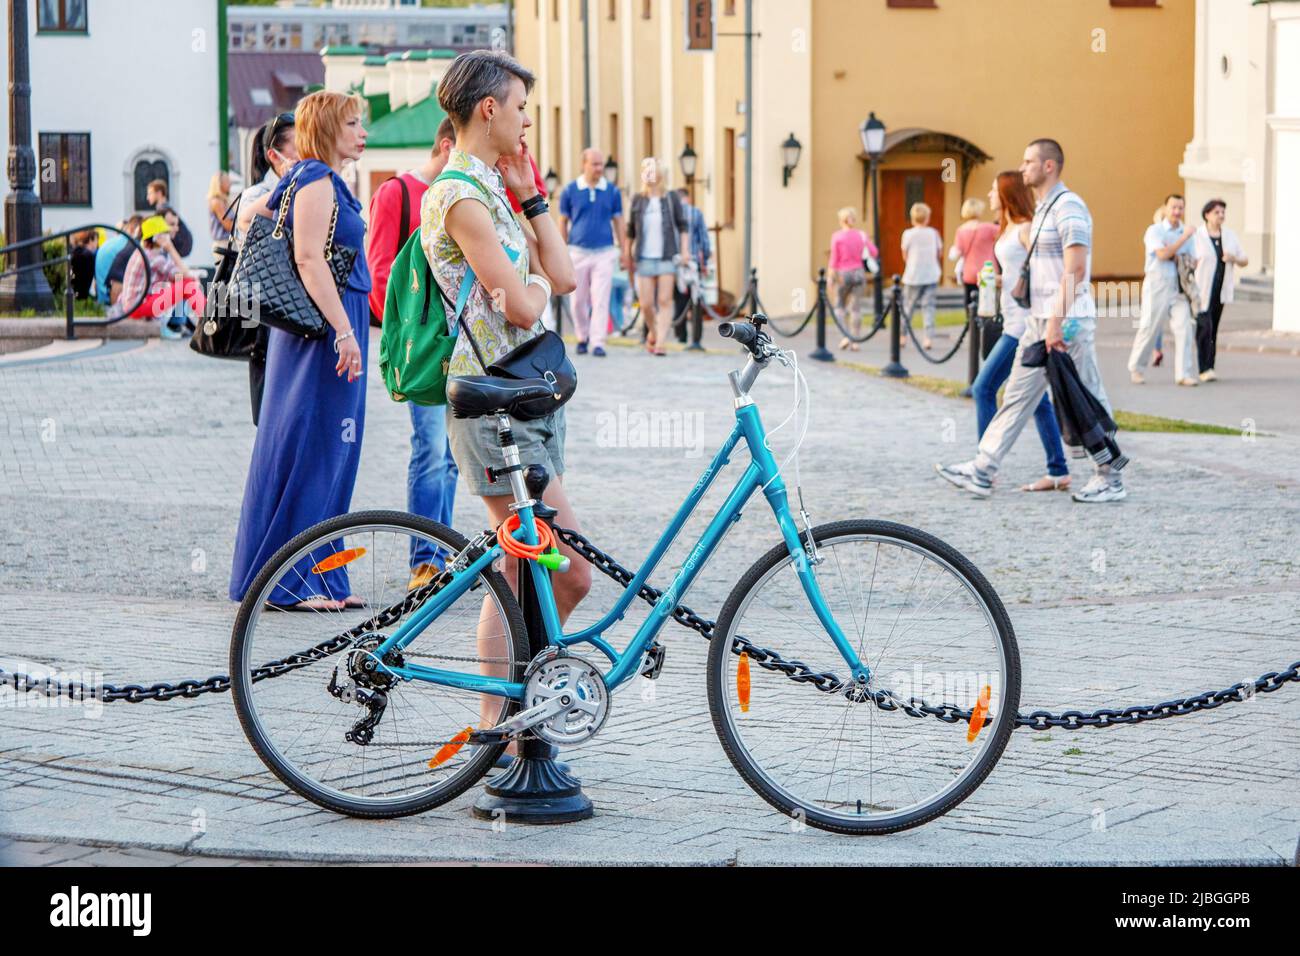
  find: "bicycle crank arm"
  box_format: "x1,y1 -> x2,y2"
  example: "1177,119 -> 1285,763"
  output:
468,692 -> 574,744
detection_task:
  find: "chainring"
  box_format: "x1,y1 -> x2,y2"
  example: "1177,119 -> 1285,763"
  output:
523,652 -> 610,747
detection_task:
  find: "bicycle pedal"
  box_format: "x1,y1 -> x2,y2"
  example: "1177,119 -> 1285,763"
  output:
639,643 -> 666,680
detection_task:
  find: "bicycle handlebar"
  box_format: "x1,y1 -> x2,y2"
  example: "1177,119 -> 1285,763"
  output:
718,320 -> 758,347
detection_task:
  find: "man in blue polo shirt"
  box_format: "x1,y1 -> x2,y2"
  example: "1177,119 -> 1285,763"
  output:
559,148 -> 625,356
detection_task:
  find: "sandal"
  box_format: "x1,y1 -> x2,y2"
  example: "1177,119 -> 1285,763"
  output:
839,337 -> 851,350
1019,475 -> 1072,492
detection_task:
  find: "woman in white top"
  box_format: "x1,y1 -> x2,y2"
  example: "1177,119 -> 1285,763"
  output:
1191,198 -> 1248,381
624,158 -> 689,356
900,202 -> 942,348
968,172 -> 1070,492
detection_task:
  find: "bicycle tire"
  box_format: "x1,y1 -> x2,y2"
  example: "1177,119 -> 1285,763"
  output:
230,510 -> 529,819
706,519 -> 1020,835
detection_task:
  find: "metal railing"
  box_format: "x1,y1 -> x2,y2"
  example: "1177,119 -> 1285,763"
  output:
0,223 -> 150,340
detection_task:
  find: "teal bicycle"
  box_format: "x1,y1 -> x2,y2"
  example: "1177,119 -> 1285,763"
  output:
230,317 -> 1021,834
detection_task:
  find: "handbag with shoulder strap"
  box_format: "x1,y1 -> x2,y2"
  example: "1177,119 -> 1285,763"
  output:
191,194 -> 263,360
436,169 -> 576,421
1012,190 -> 1069,310
230,167 -> 358,339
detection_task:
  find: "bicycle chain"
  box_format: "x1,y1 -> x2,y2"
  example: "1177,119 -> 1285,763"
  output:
3,528 -> 1297,732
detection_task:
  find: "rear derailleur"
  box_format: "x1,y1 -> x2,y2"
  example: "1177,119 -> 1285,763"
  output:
327,636 -> 405,746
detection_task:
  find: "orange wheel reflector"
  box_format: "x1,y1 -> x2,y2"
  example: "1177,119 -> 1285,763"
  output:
737,651 -> 751,714
966,684 -> 992,743
310,547 -> 367,574
429,726 -> 473,768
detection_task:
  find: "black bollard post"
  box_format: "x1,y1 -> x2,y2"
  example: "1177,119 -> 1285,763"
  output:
882,275 -> 908,378
686,296 -> 704,351
472,465 -> 593,825
959,296 -> 980,398
810,268 -> 834,362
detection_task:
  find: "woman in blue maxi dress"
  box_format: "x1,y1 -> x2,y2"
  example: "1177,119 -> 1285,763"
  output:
229,156 -> 370,607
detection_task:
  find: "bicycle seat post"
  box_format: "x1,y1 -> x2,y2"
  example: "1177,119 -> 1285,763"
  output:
495,413 -> 536,513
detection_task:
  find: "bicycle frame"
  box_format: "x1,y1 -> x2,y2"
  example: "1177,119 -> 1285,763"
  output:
371,396 -> 868,700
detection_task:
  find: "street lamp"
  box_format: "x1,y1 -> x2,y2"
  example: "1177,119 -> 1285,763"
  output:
781,132 -> 802,187
678,143 -> 697,203
860,111 -> 903,377
544,167 -> 560,199
604,156 -> 618,185
0,0 -> 55,313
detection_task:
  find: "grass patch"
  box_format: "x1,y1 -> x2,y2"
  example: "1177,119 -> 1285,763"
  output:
1063,747 -> 1084,756
1113,410 -> 1239,435
839,360 -> 1244,435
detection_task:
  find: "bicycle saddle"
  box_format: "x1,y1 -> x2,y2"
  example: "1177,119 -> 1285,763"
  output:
446,375 -> 559,419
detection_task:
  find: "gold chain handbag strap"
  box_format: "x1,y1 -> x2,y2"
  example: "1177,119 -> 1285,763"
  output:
271,170 -> 299,241
325,199 -> 339,257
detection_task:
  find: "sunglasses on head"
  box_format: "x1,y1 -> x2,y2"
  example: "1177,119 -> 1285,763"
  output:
263,112 -> 295,152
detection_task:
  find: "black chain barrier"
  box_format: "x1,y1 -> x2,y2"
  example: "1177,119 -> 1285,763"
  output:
822,271 -> 887,345
2,529 -> 1296,733
902,291 -> 971,363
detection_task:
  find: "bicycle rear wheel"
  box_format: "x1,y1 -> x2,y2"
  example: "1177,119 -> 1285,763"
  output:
230,510 -> 529,818
707,519 -> 1020,835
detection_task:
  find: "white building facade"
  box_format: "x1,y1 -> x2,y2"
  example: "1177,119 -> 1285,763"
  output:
0,0 -> 220,261
1179,0 -> 1300,332
227,1 -> 508,54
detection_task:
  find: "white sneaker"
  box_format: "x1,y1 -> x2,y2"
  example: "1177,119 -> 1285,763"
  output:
1072,472 -> 1127,504
1129,370 -> 1145,385
1199,370 -> 1218,382
935,461 -> 993,498
1177,377 -> 1199,387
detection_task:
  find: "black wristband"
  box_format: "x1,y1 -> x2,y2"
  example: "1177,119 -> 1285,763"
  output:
521,196 -> 549,219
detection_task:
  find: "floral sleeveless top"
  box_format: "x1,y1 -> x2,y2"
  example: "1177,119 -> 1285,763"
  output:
420,148 -> 537,377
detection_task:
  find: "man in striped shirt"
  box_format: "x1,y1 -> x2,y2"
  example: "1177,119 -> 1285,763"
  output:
937,138 -> 1126,504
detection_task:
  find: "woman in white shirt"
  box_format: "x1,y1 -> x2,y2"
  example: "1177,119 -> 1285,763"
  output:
624,158 -> 689,356
901,202 -> 942,349
1192,198 -> 1248,381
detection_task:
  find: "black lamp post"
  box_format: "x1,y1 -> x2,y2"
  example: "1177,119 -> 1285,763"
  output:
678,143 -> 697,202
1,0 -> 54,313
781,132 -> 802,187
603,155 -> 618,186
861,111 -> 904,377
544,167 -> 560,199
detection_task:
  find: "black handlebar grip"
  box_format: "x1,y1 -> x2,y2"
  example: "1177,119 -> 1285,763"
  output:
719,321 -> 758,346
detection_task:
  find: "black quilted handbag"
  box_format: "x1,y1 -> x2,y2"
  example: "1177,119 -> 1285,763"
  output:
190,220 -> 260,360
229,170 -> 357,339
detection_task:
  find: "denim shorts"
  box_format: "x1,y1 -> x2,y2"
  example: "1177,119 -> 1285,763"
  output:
445,404 -> 567,497
636,257 -> 676,278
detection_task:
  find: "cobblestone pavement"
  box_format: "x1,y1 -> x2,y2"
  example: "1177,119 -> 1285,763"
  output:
1,334 -> 1297,865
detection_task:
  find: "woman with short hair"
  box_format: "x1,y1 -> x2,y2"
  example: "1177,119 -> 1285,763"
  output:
1192,198 -> 1248,382
229,90 -> 372,611
901,202 -> 942,349
950,197 -> 999,313
421,48 -> 587,733
827,206 -> 877,351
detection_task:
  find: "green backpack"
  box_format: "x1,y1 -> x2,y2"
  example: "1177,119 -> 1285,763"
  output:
379,169 -> 512,406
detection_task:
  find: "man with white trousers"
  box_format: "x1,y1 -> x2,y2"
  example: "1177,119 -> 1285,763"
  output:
1128,194 -> 1199,386
936,138 -> 1126,504
558,148 -> 625,357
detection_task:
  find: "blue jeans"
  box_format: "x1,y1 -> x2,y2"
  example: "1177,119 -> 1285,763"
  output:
408,402 -> 459,567
972,332 -> 1069,478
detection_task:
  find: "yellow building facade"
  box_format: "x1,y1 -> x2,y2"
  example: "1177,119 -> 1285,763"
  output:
515,0 -> 1195,308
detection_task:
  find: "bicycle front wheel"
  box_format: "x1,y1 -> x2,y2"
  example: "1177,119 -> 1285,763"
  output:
230,510 -> 529,818
707,520 -> 1020,835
